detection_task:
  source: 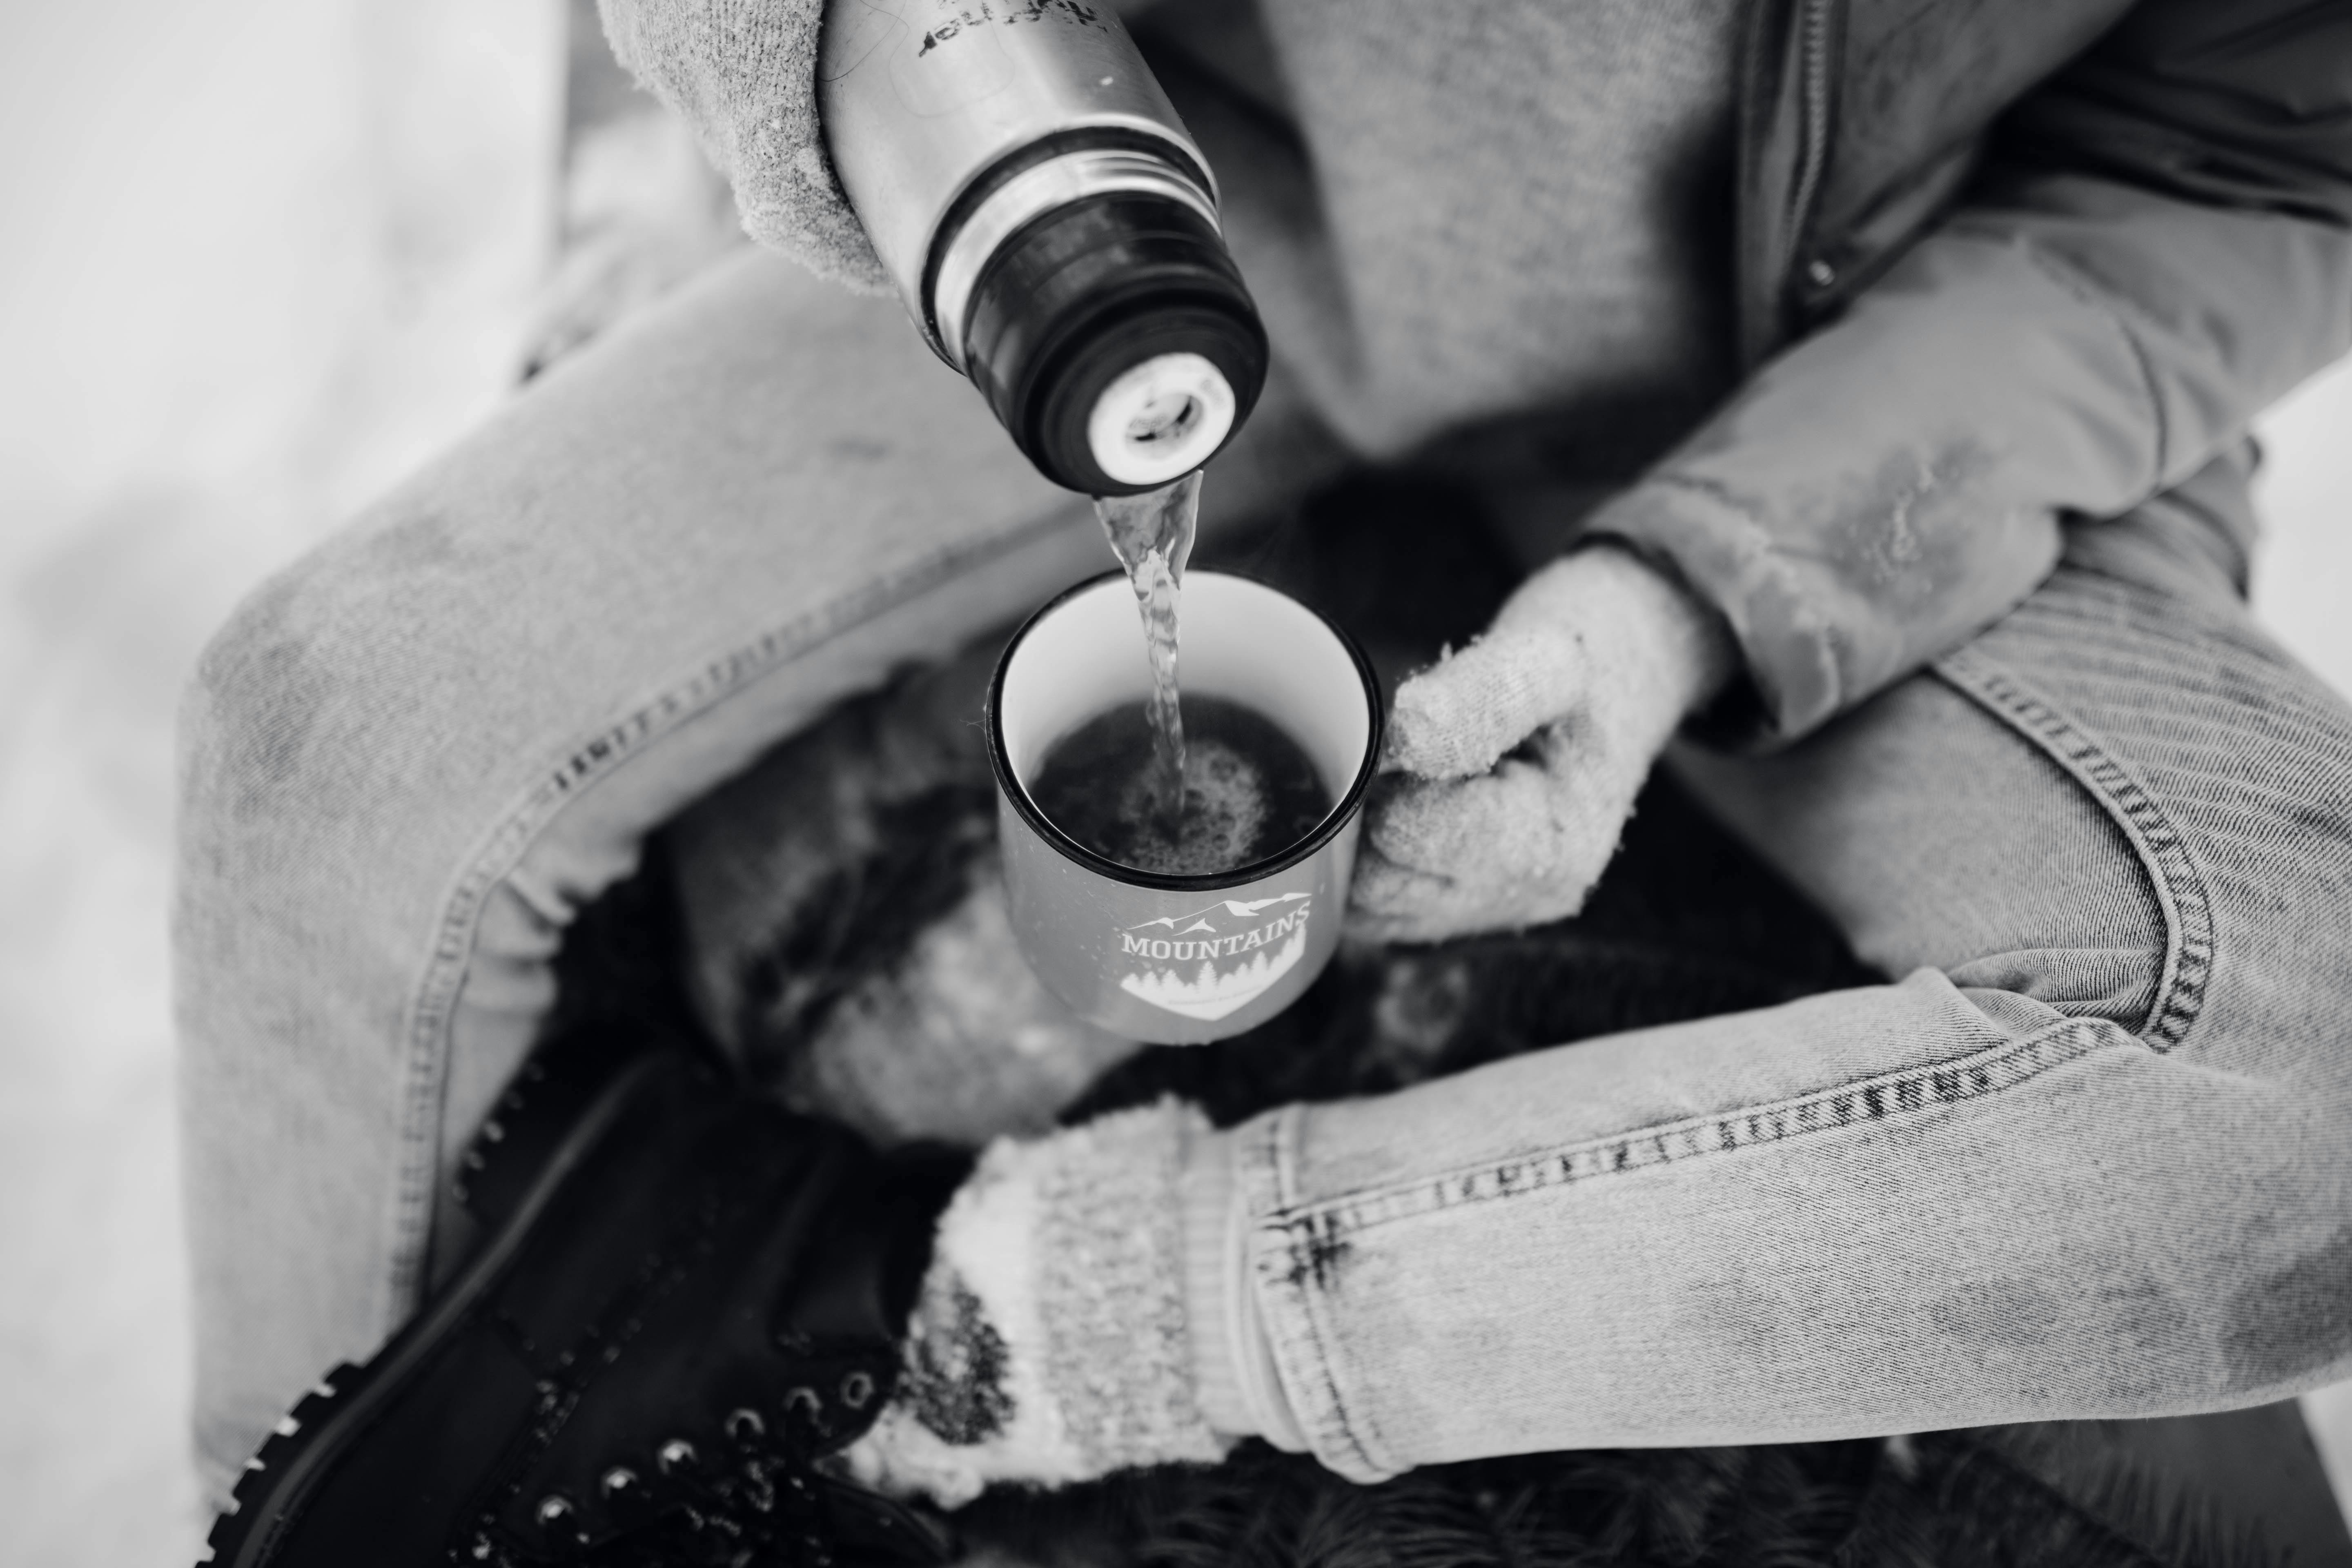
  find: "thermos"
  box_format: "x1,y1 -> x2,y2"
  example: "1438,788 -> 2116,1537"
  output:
819,0 -> 1268,495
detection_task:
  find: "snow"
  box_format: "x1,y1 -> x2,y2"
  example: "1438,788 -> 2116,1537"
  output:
0,4 -> 559,1561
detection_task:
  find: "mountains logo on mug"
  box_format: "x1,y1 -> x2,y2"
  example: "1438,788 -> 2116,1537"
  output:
1114,893 -> 1312,1020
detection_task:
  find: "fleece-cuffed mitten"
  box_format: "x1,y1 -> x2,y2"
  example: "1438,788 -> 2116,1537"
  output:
596,0 -> 890,290
1348,543 -> 1737,944
844,1101 -> 1236,1506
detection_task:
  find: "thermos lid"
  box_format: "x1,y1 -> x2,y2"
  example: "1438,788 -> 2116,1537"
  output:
959,191 -> 1268,497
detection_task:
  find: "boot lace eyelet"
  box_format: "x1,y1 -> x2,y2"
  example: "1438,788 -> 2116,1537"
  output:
840,1371 -> 874,1410
725,1407 -> 766,1445
785,1386 -> 823,1423
535,1493 -> 575,1531
599,1465 -> 639,1499
657,1438 -> 697,1475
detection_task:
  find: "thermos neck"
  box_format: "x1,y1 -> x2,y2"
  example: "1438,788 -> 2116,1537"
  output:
817,0 -> 1265,494
925,138 -> 1218,371
948,160 -> 1265,496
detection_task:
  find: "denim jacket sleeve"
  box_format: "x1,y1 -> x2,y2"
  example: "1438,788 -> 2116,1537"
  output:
1587,0 -> 2352,747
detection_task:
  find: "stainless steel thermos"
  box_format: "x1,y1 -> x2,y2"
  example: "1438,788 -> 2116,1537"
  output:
819,0 -> 1267,495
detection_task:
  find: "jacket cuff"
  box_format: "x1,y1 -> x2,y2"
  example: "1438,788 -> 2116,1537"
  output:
1582,478 -> 1848,748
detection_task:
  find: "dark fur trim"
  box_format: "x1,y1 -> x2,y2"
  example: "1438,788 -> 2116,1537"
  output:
950,1432 -> 2283,1568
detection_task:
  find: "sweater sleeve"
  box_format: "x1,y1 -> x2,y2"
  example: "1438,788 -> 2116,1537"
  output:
1587,0 -> 2352,747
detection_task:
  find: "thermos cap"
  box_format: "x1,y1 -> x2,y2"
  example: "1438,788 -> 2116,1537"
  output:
959,188 -> 1268,496
1085,352 -> 1236,487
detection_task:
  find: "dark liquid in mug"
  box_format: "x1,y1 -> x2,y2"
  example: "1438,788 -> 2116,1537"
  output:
1030,695 -> 1330,877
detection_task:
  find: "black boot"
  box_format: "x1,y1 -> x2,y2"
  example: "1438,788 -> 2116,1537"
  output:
201,1025 -> 967,1568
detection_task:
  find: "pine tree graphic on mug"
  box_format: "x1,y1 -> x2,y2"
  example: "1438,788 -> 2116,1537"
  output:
1116,894 -> 1312,1020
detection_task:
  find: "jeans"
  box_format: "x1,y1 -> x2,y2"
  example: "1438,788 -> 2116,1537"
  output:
1215,454 -> 2352,1478
176,248 -> 2352,1501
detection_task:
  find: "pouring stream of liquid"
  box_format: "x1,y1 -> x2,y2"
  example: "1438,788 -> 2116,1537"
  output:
1093,469 -> 1203,822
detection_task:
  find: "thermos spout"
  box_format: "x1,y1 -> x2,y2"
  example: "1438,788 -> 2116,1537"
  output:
818,0 -> 1267,494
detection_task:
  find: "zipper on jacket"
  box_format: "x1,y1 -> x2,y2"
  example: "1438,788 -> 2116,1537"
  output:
1784,0 -> 1835,299
1733,0 -> 1841,364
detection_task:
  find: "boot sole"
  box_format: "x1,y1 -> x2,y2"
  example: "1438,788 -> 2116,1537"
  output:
199,1050 -> 676,1568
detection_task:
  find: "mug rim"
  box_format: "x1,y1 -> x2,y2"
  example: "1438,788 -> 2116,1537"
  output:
987,568 -> 1386,893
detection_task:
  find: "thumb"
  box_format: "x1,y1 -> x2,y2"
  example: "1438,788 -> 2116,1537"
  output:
1383,624 -> 1586,781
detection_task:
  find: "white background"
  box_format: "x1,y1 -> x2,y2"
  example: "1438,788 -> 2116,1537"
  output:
0,3 -> 2345,1562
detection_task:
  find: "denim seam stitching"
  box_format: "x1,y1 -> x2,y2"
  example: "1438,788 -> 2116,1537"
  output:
1267,1017 -> 2123,1245
1253,1106 -> 1392,1480
1933,642 -> 2215,1053
381,505 -> 1092,1317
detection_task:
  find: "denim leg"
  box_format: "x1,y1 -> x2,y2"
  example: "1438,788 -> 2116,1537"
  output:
1225,450 -> 2352,1479
174,249 -> 1340,1500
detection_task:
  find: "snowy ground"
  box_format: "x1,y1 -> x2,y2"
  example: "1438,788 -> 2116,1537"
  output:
0,5 -> 2345,1564
0,4 -> 561,1561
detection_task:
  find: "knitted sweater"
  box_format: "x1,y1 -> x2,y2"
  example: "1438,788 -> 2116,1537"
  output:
1138,0 -> 1742,470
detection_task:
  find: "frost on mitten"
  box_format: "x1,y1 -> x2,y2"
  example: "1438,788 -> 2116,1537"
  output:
597,0 -> 891,291
843,1101 -> 1233,1507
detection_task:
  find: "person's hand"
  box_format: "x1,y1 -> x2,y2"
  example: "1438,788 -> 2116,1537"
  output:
598,0 -> 891,291
1347,543 -> 1737,944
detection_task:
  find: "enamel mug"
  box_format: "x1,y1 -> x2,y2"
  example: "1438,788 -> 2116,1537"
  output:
987,570 -> 1381,1042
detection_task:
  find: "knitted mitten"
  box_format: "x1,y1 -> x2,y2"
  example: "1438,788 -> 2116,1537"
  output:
784,867 -> 1146,1149
595,0 -> 889,290
667,644 -> 1145,1151
1348,544 -> 1736,944
843,1101 -> 1236,1507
